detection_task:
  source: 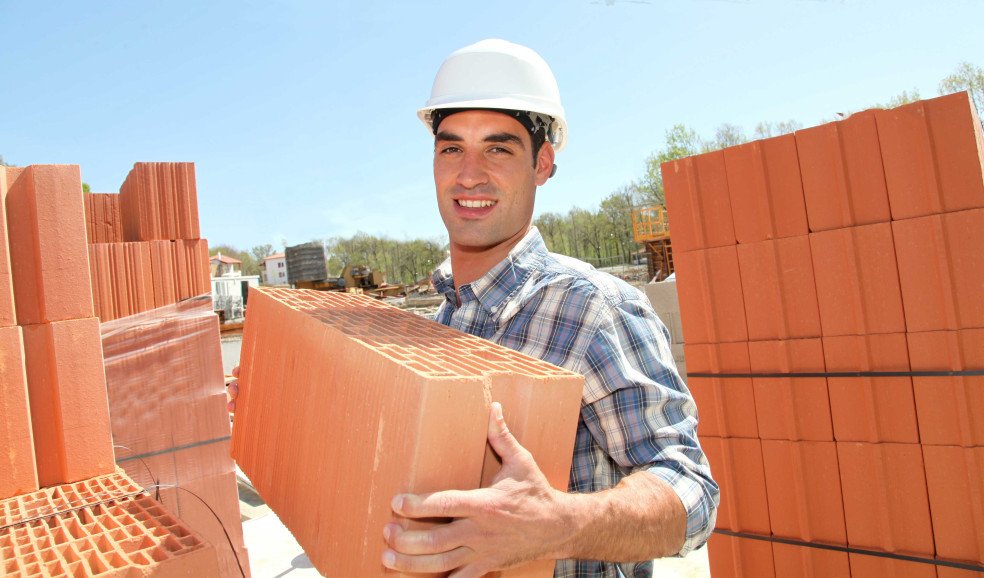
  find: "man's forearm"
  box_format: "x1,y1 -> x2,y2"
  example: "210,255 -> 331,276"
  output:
554,471 -> 687,561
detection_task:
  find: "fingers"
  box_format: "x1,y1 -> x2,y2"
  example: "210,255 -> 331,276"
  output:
226,380 -> 239,413
232,364 -> 240,377
392,490 -> 487,519
383,522 -> 468,555
486,402 -> 528,464
381,545 -> 471,574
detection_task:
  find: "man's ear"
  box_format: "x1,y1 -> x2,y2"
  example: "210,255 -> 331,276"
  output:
534,142 -> 556,186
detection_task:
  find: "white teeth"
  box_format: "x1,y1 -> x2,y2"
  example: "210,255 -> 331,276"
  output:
457,199 -> 496,208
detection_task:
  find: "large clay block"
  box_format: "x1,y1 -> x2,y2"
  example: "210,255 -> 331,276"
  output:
120,162 -> 200,242
749,339 -> 833,441
674,245 -> 748,344
811,222 -> 906,336
684,342 -> 758,438
849,555 -> 940,578
838,442 -> 935,556
737,235 -> 821,341
21,317 -> 115,487
0,168 -> 15,327
84,192 -> 123,244
0,326 -> 37,499
761,440 -> 846,544
823,333 -> 919,443
706,531 -> 775,578
100,298 -> 246,577
876,91 -> 984,220
772,543 -> 850,577
894,208 -> 984,332
907,328 -> 984,446
662,150 -> 736,252
795,109 -> 891,231
3,164 -> 94,325
231,288 -> 583,577
701,436 -> 770,534
148,240 -> 177,307
172,239 -> 210,300
124,242 -> 155,316
923,446 -> 984,565
0,470 -> 221,577
724,134 -> 809,243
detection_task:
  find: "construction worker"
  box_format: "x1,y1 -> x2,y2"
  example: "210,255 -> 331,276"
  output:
228,38 -> 718,577
380,39 -> 720,577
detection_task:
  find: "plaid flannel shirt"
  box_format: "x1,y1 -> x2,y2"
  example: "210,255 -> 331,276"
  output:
432,227 -> 719,578
433,227 -> 718,578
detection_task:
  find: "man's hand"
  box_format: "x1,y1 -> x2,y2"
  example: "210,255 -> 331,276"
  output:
381,402 -> 574,577
226,365 -> 239,413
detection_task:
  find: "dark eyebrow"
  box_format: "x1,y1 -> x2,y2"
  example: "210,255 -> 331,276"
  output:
434,131 -> 526,149
435,130 -> 463,142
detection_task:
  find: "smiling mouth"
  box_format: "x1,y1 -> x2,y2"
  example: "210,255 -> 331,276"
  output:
456,199 -> 496,208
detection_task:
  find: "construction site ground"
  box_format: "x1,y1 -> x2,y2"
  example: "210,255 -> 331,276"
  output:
229,264 -> 708,577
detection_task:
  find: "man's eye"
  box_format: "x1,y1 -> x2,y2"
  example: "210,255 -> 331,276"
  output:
438,145 -> 461,154
489,146 -> 512,154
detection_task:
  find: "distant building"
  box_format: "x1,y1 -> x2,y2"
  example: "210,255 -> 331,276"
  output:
210,253 -> 242,277
261,252 -> 288,285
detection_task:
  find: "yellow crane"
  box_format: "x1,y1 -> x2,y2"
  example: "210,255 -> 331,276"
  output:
631,205 -> 674,282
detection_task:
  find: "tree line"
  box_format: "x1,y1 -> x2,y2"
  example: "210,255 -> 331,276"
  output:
212,62 -> 983,283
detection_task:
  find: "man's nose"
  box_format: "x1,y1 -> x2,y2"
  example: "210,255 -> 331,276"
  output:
456,151 -> 489,189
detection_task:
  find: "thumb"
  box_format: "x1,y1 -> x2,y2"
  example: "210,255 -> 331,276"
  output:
487,402 -> 527,464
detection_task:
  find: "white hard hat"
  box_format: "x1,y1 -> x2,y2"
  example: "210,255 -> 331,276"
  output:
418,39 -> 568,151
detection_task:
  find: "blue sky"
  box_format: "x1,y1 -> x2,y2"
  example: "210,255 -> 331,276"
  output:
3,0 -> 982,251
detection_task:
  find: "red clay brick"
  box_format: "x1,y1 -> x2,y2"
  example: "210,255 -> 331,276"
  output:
21,317 -> 115,487
850,555 -> 940,577
724,134 -> 809,243
796,109 -> 892,231
772,543 -> 850,577
0,168 -> 16,327
923,445 -> 984,565
0,326 -> 37,500
4,165 -> 94,325
674,245 -> 748,344
737,235 -> 821,341
662,150 -> 736,252
838,442 -> 935,556
876,91 -> 984,220
100,297 -> 247,576
684,342 -> 758,438
84,193 -> 123,244
749,339 -> 832,441
702,436 -> 770,534
822,333 -> 918,443
0,470 -> 221,577
762,440 -> 846,545
894,209 -> 984,332
707,533 -> 776,578
811,222 -> 906,336
232,288 -> 582,577
148,240 -> 177,307
907,328 -> 984,447
119,163 -> 201,241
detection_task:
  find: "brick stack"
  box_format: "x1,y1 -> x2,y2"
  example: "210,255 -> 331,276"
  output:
84,162 -> 247,577
232,288 -> 584,577
0,469 -> 221,577
87,163 -> 209,322
664,91 -> 984,577
2,165 -> 115,491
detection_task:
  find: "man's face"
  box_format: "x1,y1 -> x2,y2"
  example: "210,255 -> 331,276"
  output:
433,110 -> 554,253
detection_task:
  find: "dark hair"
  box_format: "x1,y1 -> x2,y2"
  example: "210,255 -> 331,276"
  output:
431,108 -> 550,167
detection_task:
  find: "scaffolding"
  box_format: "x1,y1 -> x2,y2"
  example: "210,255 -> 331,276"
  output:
631,204 -> 674,282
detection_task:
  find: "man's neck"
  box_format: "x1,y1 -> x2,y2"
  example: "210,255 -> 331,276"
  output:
448,225 -> 531,291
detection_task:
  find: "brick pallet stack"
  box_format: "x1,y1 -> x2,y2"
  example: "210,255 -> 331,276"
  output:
232,287 -> 584,577
0,165 -> 222,576
664,91 -> 984,578
84,162 -> 248,577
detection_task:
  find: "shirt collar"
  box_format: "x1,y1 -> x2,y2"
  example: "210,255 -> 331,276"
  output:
431,227 -> 547,315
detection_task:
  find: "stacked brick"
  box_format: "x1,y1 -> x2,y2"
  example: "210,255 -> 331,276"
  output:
231,288 -> 584,577
87,163 -> 209,322
1,164 -> 115,493
0,469 -> 220,577
663,91 -> 984,577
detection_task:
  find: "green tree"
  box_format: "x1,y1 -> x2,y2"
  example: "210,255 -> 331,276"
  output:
250,243 -> 275,263
634,124 -> 702,205
938,61 -> 984,118
753,119 -> 803,139
82,182 -> 91,193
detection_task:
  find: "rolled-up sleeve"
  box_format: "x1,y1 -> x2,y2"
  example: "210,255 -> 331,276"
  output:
576,298 -> 719,555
